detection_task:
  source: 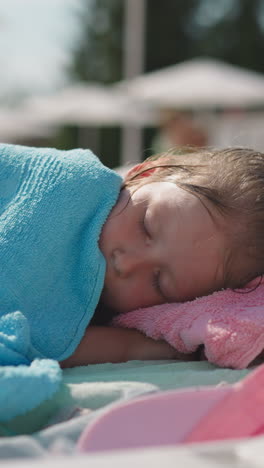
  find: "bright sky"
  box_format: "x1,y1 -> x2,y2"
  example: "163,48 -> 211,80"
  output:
0,0 -> 88,101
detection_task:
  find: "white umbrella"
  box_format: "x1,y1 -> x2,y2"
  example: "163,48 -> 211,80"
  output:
0,107 -> 54,141
24,83 -> 156,126
117,58 -> 264,109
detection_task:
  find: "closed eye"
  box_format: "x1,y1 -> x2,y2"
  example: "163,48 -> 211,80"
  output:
139,210 -> 166,300
152,270 -> 167,301
139,213 -> 151,238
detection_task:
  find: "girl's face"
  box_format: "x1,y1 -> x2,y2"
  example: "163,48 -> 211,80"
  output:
99,181 -> 227,314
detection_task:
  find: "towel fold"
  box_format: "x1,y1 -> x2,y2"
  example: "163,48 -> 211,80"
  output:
113,278 -> 264,369
0,143 -> 122,420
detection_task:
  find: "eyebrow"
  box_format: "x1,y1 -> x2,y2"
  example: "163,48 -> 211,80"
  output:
145,203 -> 177,302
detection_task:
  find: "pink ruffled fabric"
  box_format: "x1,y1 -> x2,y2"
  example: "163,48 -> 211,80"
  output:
113,278 -> 264,369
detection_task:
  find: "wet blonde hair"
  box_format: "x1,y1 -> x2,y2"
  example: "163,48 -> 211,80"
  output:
123,147 -> 264,290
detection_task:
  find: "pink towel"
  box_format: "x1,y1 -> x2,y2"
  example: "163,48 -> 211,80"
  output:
113,277 -> 264,369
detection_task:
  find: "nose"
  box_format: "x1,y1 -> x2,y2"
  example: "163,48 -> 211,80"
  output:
113,247 -> 154,278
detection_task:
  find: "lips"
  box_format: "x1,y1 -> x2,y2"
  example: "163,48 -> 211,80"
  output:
101,250 -> 121,309
111,249 -> 122,277
103,249 -> 120,287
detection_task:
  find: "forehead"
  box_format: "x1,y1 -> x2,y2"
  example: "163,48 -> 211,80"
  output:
131,180 -> 224,255
132,181 -> 208,221
131,181 -> 226,301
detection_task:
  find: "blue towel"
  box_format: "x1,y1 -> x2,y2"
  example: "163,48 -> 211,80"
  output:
0,144 -> 122,421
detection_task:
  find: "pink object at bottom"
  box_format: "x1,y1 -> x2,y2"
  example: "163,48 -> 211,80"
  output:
77,364 -> 264,453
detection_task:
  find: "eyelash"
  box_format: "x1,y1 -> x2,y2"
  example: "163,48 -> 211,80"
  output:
139,215 -> 150,237
139,215 -> 163,298
152,270 -> 161,296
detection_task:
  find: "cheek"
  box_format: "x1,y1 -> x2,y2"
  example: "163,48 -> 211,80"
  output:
100,190 -> 129,242
100,210 -> 124,251
101,208 -> 135,251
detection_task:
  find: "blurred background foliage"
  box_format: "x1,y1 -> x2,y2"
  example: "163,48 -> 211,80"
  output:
71,0 -> 264,82
55,0 -> 264,166
3,0 -> 263,166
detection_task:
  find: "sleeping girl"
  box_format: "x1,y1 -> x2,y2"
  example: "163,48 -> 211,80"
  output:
1,143 -> 264,369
